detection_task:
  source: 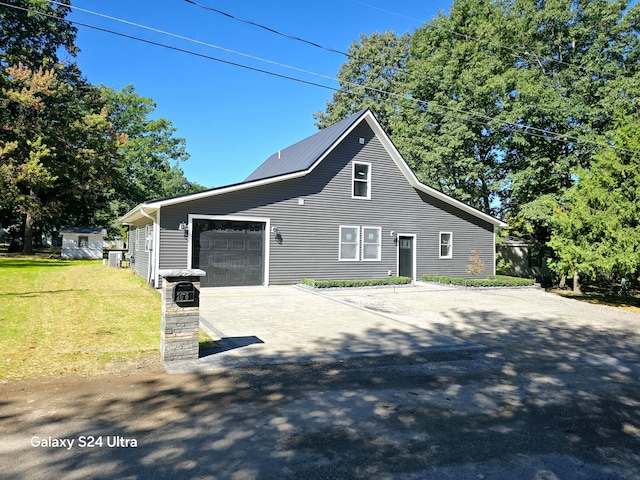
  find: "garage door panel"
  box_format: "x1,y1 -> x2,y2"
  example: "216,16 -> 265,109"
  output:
192,220 -> 265,287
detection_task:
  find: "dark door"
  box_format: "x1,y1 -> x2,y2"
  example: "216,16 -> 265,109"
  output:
398,236 -> 414,279
192,219 -> 265,287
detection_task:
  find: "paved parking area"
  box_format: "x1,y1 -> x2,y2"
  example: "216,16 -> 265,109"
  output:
165,281 -> 640,374
164,283 -> 482,373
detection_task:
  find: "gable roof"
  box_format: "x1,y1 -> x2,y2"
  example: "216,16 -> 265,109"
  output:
119,109 -> 506,227
245,109 -> 369,182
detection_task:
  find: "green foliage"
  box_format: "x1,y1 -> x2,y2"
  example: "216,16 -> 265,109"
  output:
300,277 -> 412,288
98,85 -> 205,226
317,0 -> 640,231
0,0 -> 78,68
422,274 -> 534,287
314,31 -> 410,133
0,63 -> 120,252
547,113 -> 640,284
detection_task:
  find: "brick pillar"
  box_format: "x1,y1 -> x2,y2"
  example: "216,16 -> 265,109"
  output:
158,269 -> 206,362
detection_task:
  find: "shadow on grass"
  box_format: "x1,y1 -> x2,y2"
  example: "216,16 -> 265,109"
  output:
550,285 -> 640,311
0,289 -> 88,298
0,259 -> 71,269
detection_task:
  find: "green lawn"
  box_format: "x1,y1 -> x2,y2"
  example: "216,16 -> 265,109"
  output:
0,256 -> 161,381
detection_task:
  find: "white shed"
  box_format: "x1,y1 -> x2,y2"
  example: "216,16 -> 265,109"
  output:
60,227 -> 107,260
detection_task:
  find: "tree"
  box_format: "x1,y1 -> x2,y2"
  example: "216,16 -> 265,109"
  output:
500,0 -> 640,244
99,85 -> 205,224
314,31 -> 410,133
0,0 -> 78,69
315,0 -> 640,228
0,63 -> 120,253
547,113 -> 640,293
396,0 -> 513,215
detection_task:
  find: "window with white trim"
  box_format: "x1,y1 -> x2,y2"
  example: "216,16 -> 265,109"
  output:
339,226 -> 359,261
439,232 -> 452,258
352,161 -> 371,199
362,226 -> 381,261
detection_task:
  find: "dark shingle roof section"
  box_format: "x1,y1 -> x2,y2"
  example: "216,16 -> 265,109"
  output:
244,109 -> 369,182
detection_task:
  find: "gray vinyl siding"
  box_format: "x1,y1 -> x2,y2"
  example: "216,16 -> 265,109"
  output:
159,121 -> 495,284
127,219 -> 153,280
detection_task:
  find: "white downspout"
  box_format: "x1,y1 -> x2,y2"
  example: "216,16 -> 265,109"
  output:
139,206 -> 156,286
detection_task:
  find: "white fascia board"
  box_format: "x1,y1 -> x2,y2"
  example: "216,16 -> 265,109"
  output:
362,112 -> 508,228
119,204 -> 159,225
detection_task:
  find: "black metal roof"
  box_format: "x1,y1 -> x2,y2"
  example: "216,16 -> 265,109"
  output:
244,109 -> 369,182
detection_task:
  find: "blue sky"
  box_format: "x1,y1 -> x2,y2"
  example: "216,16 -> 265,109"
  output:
67,0 -> 452,188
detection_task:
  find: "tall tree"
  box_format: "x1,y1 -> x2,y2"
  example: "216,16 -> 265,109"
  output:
547,113 -> 640,293
99,85 -> 205,224
315,0 -> 640,227
500,0 -> 640,243
0,0 -> 77,68
0,63 -> 120,253
314,31 -> 410,133
397,0 -> 513,215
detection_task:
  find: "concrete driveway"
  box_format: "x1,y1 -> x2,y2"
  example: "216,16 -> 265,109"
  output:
166,281 -> 639,374
165,283 -> 482,374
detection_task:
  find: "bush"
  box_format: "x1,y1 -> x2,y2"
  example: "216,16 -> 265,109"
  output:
421,274 -> 534,287
300,277 -> 413,288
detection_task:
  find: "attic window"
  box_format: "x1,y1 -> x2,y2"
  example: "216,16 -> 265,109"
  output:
352,161 -> 371,199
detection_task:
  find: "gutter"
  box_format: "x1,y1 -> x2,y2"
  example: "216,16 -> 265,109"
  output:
139,206 -> 156,286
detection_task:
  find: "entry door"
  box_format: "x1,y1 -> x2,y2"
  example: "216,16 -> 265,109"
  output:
398,236 -> 414,279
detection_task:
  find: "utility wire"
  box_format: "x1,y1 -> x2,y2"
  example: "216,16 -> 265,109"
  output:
0,1 -> 338,92
188,0 -> 622,80
45,0 -> 339,83
184,0 -> 348,57
2,1 -> 638,157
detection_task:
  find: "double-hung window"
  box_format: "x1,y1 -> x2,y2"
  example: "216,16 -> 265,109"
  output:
352,162 -> 371,199
362,226 -> 381,261
439,232 -> 453,258
339,226 -> 359,261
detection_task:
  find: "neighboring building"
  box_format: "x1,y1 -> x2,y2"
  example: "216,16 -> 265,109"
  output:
120,109 -> 506,287
60,227 -> 107,260
497,236 -> 551,283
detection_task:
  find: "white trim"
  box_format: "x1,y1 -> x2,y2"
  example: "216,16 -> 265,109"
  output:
119,110 -> 506,229
396,233 -> 417,281
439,231 -> 453,259
339,225 -> 360,262
351,161 -> 372,200
187,214 -> 271,286
153,210 -> 161,287
361,226 -> 381,261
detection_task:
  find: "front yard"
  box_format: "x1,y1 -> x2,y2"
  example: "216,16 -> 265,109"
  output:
0,257 -> 160,381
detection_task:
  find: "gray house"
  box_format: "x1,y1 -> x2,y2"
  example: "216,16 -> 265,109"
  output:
120,109 -> 506,287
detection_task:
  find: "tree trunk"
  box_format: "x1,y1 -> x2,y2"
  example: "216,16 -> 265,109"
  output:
572,268 -> 581,294
23,211 -> 34,254
559,273 -> 567,289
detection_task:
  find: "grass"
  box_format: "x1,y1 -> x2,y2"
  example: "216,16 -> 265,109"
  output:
549,284 -> 640,313
0,256 -> 161,381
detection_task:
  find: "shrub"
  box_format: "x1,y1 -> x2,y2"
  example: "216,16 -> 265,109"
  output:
300,277 -> 412,288
421,274 -> 534,287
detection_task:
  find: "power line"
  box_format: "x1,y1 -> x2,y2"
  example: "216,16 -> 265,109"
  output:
2,1 -> 638,157
45,0 -> 339,84
0,1 -> 339,92
184,0 -> 348,57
